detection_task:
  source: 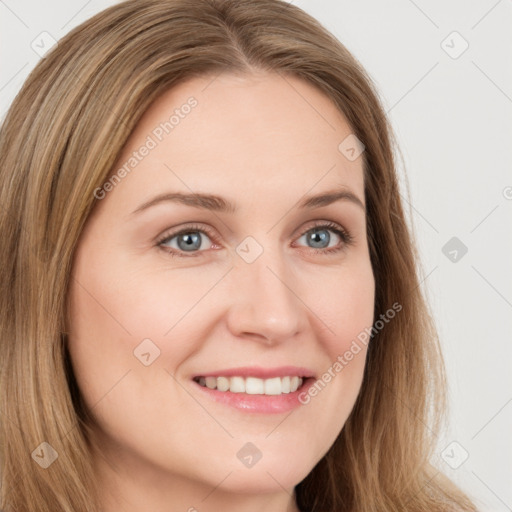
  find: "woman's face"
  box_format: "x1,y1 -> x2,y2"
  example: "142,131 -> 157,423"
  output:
67,71 -> 375,507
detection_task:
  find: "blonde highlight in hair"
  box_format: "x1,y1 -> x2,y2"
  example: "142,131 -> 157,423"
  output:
0,0 -> 477,510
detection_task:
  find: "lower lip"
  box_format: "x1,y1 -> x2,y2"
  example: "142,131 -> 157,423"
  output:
192,378 -> 315,414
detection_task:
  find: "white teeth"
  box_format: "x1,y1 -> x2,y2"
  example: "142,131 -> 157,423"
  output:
245,377 -> 264,394
196,376 -> 305,395
216,376 -> 230,392
229,376 -> 245,393
281,376 -> 291,393
205,376 -> 217,389
264,377 -> 282,395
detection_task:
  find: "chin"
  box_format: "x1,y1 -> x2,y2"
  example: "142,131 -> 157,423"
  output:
201,449 -> 316,494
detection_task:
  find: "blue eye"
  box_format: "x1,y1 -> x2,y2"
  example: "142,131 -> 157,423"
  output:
295,222 -> 352,254
156,221 -> 353,258
157,223 -> 215,256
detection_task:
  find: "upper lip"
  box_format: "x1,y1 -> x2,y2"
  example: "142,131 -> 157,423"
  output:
193,366 -> 315,379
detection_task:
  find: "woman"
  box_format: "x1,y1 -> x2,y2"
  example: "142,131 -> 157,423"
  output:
0,0 -> 479,510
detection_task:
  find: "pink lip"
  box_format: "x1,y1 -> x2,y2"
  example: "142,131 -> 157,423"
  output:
191,366 -> 316,414
193,366 -> 315,379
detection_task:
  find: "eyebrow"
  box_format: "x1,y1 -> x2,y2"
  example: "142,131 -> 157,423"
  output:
130,187 -> 365,216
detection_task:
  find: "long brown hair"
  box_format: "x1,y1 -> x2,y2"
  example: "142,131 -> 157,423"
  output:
0,0 -> 477,510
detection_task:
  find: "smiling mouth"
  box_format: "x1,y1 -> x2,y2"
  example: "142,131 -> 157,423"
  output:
193,375 -> 309,395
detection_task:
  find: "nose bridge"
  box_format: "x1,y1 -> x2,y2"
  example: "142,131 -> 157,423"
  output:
227,238 -> 303,342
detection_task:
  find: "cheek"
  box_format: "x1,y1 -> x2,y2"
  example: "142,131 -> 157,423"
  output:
66,256 -> 239,438
310,260 -> 375,358
67,251 -> 221,360
297,260 -> 374,421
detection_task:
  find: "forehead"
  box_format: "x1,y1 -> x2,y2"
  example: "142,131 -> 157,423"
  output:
100,72 -> 365,215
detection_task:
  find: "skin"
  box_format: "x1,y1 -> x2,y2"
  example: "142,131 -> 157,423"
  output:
67,71 -> 375,512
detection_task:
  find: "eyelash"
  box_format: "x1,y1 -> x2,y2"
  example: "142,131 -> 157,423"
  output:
155,221 -> 354,258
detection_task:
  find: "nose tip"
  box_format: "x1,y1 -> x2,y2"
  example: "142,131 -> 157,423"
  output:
226,259 -> 304,345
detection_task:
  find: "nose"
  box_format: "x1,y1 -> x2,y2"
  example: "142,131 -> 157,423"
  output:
225,247 -> 306,345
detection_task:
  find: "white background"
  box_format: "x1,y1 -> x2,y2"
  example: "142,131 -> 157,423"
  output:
1,1 -> 511,510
